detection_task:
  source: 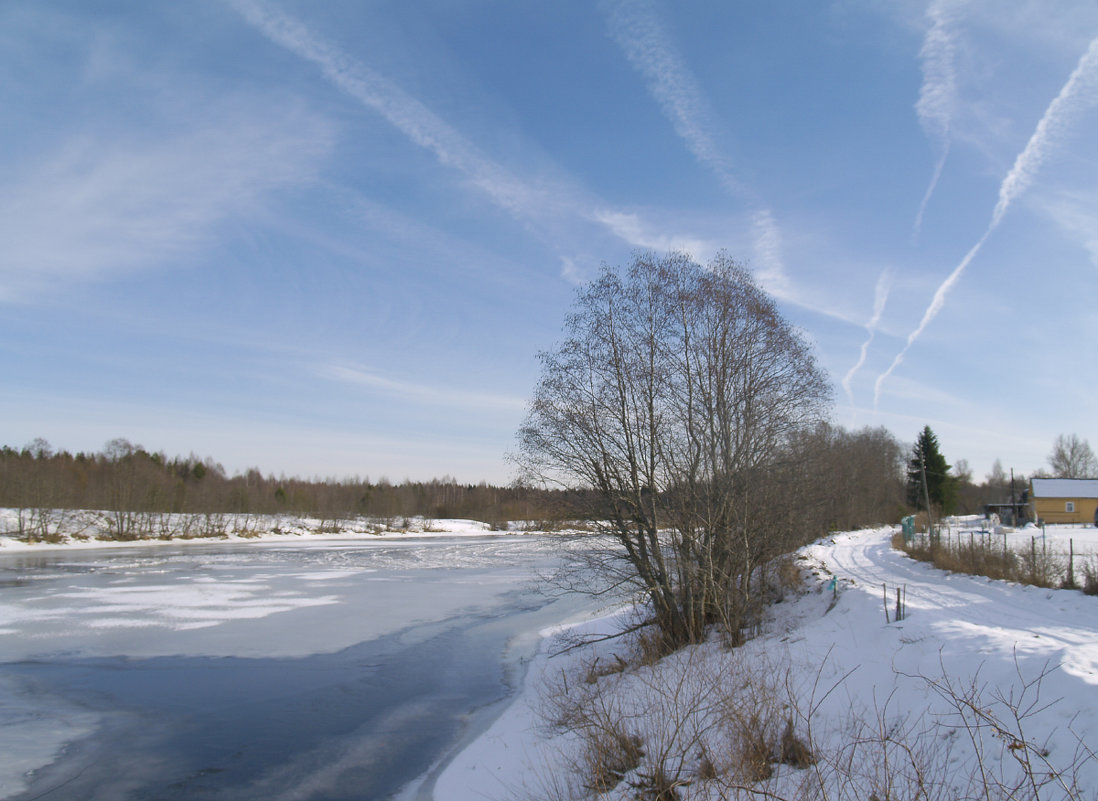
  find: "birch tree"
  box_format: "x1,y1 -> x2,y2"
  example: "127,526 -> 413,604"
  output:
516,252 -> 831,646
1048,433 -> 1098,478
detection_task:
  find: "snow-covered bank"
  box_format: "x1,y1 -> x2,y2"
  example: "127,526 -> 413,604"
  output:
0,510 -> 535,552
437,526 -> 1098,800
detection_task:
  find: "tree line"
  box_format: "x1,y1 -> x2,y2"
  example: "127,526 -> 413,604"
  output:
904,426 -> 1096,521
3,420 -> 1050,538
3,424 -> 910,539
0,437 -> 576,534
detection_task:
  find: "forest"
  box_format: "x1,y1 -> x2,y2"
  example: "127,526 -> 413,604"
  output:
2,423 -> 916,543
0,437 -> 571,538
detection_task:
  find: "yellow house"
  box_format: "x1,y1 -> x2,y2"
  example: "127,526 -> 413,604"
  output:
1030,478 -> 1098,525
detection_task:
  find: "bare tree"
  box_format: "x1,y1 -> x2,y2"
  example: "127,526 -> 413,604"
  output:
516,251 -> 831,646
1048,433 -> 1098,478
790,424 -> 905,530
951,458 -> 984,514
985,459 -> 1008,494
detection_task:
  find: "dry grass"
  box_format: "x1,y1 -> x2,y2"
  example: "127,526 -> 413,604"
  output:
1082,559 -> 1098,596
779,555 -> 805,591
584,654 -> 629,684
896,530 -> 1077,591
584,729 -> 645,793
527,624 -> 1095,801
779,719 -> 815,770
532,638 -> 818,799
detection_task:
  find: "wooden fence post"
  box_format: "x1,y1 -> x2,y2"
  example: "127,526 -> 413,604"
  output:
1068,538 -> 1075,588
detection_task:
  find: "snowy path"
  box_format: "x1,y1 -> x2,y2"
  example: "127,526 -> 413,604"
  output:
807,528 -> 1098,685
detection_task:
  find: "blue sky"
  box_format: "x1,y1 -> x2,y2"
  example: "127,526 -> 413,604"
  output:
3,0 -> 1097,484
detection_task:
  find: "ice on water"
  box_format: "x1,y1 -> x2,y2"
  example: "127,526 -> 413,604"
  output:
0,533 -> 573,799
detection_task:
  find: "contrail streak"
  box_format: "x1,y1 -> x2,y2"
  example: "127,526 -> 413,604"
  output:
842,270 -> 892,406
913,140 -> 951,238
600,0 -> 742,196
228,0 -> 542,217
873,232 -> 988,407
602,0 -> 800,302
875,33 -> 1098,409
913,0 -> 963,238
229,0 -> 696,259
991,35 -> 1098,229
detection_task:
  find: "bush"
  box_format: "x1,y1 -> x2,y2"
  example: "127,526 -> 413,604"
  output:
1082,559 -> 1098,596
531,634 -> 1095,801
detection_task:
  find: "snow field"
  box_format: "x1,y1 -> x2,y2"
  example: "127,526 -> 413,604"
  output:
438,526 -> 1098,800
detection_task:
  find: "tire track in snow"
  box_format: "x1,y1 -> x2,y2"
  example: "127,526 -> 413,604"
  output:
808,528 -> 1098,684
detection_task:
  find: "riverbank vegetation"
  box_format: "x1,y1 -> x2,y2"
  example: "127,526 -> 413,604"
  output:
504,252 -> 1098,799
523,557 -> 1098,801
0,437 -> 583,541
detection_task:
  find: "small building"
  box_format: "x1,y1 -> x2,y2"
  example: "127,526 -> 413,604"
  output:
1030,478 -> 1098,525
982,501 -> 1031,526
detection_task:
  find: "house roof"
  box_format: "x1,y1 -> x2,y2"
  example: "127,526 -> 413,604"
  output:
1031,478 -> 1098,498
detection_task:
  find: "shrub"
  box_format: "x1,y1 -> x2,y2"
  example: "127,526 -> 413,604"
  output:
584,730 -> 644,793
896,529 -> 1076,589
1082,559 -> 1098,596
529,615 -> 1095,801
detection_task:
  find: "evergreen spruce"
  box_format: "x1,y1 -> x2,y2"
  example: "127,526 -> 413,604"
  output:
907,426 -> 956,514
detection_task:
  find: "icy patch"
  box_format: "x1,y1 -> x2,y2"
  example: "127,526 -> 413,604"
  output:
84,618 -> 162,629
0,675 -> 99,798
0,534 -> 569,660
286,570 -> 364,581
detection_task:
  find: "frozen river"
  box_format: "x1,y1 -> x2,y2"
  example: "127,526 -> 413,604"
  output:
0,534 -> 604,801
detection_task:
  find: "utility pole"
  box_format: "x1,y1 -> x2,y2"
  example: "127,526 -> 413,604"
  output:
1010,468 -> 1017,526
921,452 -> 935,541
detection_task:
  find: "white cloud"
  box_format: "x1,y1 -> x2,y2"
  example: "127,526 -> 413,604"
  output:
229,0 -> 561,221
853,377 -> 967,415
230,0 -> 711,267
1035,190 -> 1098,268
559,257 -> 585,286
990,35 -> 1098,229
318,364 -> 526,413
750,209 -> 791,298
873,231 -> 989,408
915,0 -> 963,144
600,0 -> 742,197
591,210 -> 712,257
601,0 -> 826,319
0,109 -> 332,301
913,0 -> 965,236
